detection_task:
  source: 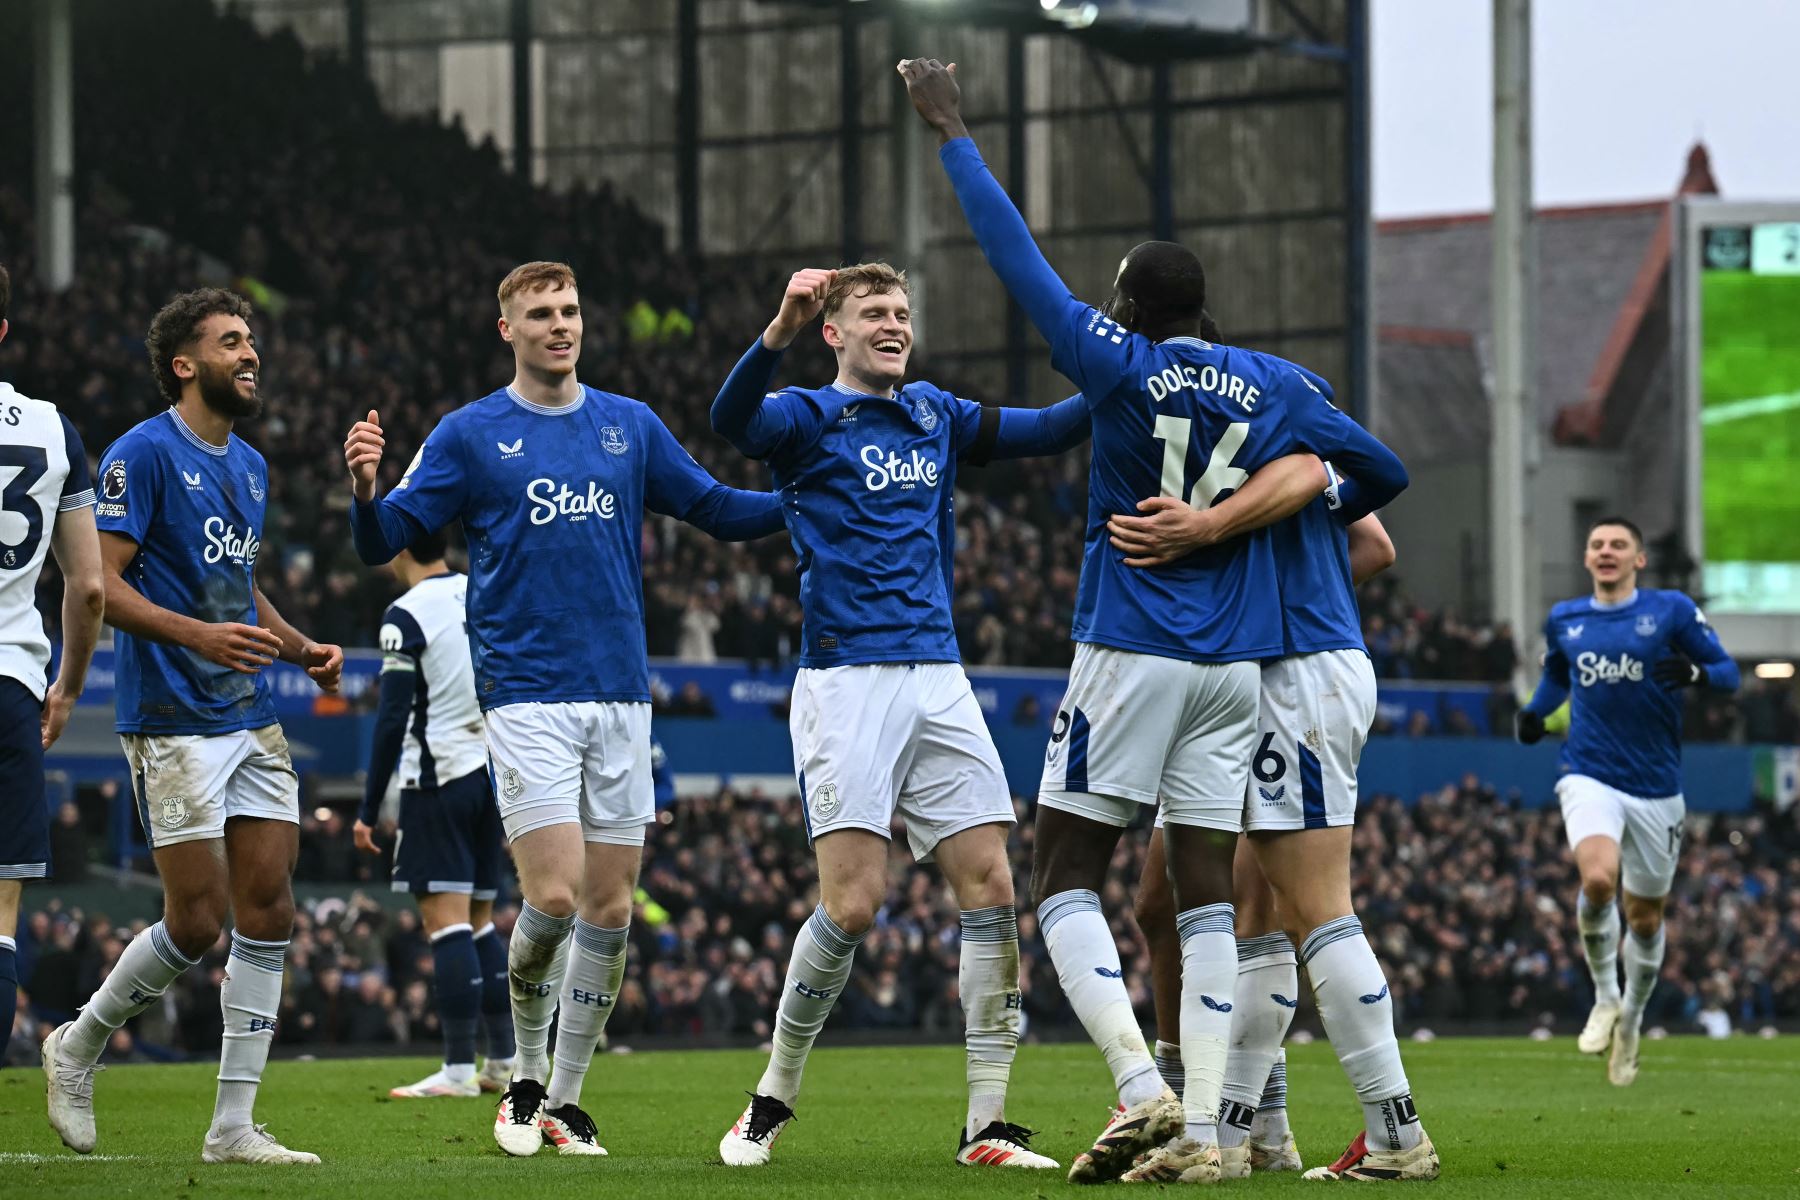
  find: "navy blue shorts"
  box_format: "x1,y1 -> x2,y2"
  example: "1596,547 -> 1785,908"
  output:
391,767 -> 504,899
0,677 -> 50,879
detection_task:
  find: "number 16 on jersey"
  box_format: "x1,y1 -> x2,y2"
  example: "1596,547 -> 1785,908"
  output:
1154,418 -> 1249,508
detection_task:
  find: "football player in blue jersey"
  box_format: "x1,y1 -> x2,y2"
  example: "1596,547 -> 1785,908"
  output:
0,262 -> 106,1067
902,58 -> 1412,1185
709,262 -> 1092,1171
45,289 -> 343,1165
1517,516 -> 1738,1086
345,261 -> 785,1158
1123,446 -> 1437,1181
352,525 -> 515,1100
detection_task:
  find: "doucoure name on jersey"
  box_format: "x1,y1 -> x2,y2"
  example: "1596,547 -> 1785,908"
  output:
860,445 -> 940,492
527,477 -> 617,524
202,517 -> 261,566
1145,363 -> 1262,413
1575,651 -> 1644,687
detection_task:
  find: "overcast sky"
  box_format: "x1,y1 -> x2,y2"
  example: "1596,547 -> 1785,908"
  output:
1372,0 -> 1800,217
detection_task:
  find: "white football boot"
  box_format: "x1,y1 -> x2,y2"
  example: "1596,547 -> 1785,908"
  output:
719,1092 -> 795,1166
42,1022 -> 102,1154
1609,1020 -> 1640,1087
494,1078 -> 550,1156
540,1103 -> 607,1156
1302,1130 -> 1440,1181
1068,1091 -> 1185,1184
956,1120 -> 1058,1169
1578,1001 -> 1621,1055
1119,1135 -> 1223,1184
201,1124 -> 321,1164
389,1067 -> 482,1099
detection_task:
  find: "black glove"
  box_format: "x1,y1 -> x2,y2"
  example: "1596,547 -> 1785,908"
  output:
1652,653 -> 1704,689
1515,711 -> 1545,745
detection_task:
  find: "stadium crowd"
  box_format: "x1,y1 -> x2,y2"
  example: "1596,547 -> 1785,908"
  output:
8,0 -> 1763,701
9,777 -> 1797,1066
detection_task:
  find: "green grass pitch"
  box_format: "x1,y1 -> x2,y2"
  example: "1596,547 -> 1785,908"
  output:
1699,270 -> 1800,565
3,1038 -> 1798,1197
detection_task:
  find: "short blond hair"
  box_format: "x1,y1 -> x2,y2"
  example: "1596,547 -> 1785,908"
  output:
498,261 -> 578,311
824,262 -> 908,318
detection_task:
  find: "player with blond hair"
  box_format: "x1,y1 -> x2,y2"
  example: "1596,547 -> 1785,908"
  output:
346,261 -> 785,1158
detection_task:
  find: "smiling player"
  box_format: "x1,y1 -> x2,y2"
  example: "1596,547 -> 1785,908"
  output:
347,261 -> 785,1159
1517,516 -> 1738,1086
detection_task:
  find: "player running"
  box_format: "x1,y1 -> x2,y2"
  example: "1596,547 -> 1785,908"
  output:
352,525 -> 515,1099
902,57 -> 1411,1185
1125,457 -> 1438,1181
1516,516 -> 1738,1086
44,289 -> 344,1164
709,263 -> 1091,1171
0,262 -> 106,1062
346,261 -> 784,1158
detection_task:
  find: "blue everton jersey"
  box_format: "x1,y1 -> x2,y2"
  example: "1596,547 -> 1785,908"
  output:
1272,461 -> 1365,657
1524,589 -> 1739,798
938,137 -> 1407,664
730,380 -> 977,667
94,410 -> 277,735
356,385 -> 782,708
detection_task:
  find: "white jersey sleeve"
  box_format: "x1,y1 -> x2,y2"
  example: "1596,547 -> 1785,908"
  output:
0,383 -> 93,700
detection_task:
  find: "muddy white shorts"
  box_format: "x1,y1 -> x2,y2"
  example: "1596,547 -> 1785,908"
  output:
1243,650 -> 1377,832
484,701 -> 652,846
122,724 -> 299,850
790,662 -> 1014,862
1039,644 -> 1259,832
1556,773 -> 1684,899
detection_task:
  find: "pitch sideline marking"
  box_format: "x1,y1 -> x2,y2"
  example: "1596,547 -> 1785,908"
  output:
1701,390 -> 1800,426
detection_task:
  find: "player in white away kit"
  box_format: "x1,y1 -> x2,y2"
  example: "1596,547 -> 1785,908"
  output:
44,289 -> 344,1164
0,262 -> 106,1062
1517,516 -> 1738,1085
709,264 -> 1088,1170
347,261 -> 784,1158
353,524 -> 516,1098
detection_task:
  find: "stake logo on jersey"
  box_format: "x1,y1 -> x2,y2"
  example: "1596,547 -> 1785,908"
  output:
1524,589 -> 1738,799
718,379 -> 990,667
364,385 -> 779,708
94,409 -> 276,735
0,382 -> 95,700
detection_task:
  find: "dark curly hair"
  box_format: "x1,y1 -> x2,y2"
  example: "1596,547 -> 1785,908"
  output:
145,288 -> 253,404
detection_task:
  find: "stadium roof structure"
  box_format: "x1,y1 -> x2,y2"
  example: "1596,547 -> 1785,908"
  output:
762,0 -> 1354,65
1374,143 -> 1720,463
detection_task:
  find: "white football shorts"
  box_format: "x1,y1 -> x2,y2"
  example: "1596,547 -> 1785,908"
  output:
1556,773 -> 1684,899
1241,649 -> 1377,832
1040,644 -> 1259,832
484,701 -> 652,846
790,662 -> 1014,862
122,724 -> 300,850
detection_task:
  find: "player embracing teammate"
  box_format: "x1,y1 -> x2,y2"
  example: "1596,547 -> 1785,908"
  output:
900,56 -> 1434,1184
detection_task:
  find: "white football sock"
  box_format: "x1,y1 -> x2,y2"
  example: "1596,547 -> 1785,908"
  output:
1039,889 -> 1162,1108
757,905 -> 865,1105
1621,924 -> 1665,1028
61,921 -> 197,1065
212,933 -> 288,1134
1250,1050 -> 1291,1143
509,902 -> 573,1083
1217,932 -> 1298,1148
547,919 -> 628,1110
1302,915 -> 1421,1153
1578,893 -> 1622,1006
1154,1040 -> 1185,1102
959,905 -> 1021,1137
1176,904 -> 1237,1145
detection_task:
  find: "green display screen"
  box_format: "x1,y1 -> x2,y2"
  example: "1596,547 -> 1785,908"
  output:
1698,222 -> 1800,612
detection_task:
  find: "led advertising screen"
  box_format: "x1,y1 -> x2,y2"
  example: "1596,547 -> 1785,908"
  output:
1696,218 -> 1800,612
